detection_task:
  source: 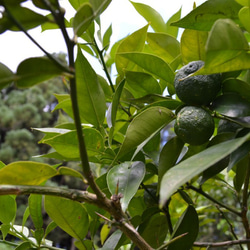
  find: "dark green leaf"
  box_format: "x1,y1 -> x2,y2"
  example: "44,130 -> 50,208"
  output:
0,161 -> 57,185
75,47 -> 106,128
234,156 -> 248,192
158,137 -> 184,194
0,6 -> 48,33
138,212 -> 168,248
119,52 -> 175,84
0,195 -> 16,224
130,1 -> 167,33
45,196 -> 89,240
160,133 -> 250,206
211,93 -> 250,117
171,0 -> 242,31
0,62 -> 15,89
29,194 -> 43,229
107,161 -> 145,211
115,106 -> 175,160
16,57 -> 65,88
180,29 -> 208,64
167,206 -> 199,250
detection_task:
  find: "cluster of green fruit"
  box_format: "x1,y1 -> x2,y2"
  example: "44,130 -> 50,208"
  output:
174,61 -> 222,145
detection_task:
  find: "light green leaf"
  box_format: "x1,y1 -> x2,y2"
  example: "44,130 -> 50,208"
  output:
103,24 -> 112,49
146,32 -> 180,64
239,6 -> 250,33
115,106 -> 175,160
75,47 -> 106,128
53,94 -> 74,119
180,29 -> 208,64
45,196 -> 89,240
73,3 -> 94,36
235,0 -> 249,5
29,194 -> 43,229
58,167 -> 84,179
160,133 -> 250,207
125,71 -> 161,98
43,128 -> 104,159
0,195 -> 16,224
166,8 -> 181,38
0,161 -> 57,185
99,230 -> 122,250
107,161 -> 145,211
119,52 -> 175,84
16,57 -> 66,88
167,206 -> 199,250
0,62 -> 15,89
115,25 -> 148,77
171,0 -> 242,31
130,1 -> 166,33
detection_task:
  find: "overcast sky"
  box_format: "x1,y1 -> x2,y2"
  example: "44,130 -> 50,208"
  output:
0,0 -> 205,71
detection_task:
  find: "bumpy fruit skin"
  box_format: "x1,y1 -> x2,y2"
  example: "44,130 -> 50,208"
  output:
174,61 -> 221,105
174,106 -> 215,145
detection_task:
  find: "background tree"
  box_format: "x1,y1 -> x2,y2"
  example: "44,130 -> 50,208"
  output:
0,0 -> 250,250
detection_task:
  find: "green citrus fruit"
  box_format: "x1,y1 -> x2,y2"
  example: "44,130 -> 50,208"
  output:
174,61 -> 221,105
174,106 -> 215,145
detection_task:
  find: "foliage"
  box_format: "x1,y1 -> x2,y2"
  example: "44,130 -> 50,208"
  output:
0,0 -> 250,249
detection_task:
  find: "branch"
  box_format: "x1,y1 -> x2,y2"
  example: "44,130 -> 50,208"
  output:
193,239 -> 250,248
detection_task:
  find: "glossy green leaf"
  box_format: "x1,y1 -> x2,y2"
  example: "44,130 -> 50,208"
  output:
0,62 -> 15,89
16,57 -> 65,88
89,0 -> 112,18
75,47 -> 106,128
73,3 -> 94,36
171,0 -> 242,31
115,25 -> 148,77
130,1 -> 166,33
103,24 -> 112,49
146,32 -> 180,64
234,156 -> 248,192
222,78 -> 250,102
15,242 -> 32,250
43,128 -> 104,159
107,79 -> 125,128
167,206 -> 199,250
0,6 -> 48,33
239,6 -> 250,33
119,52 -> 175,84
44,221 -> 57,239
58,167 -> 83,179
53,94 -> 74,119
166,8 -> 181,38
45,196 -> 89,240
160,133 -> 250,206
0,161 -> 57,185
125,71 -> 161,98
139,212 -> 168,248
75,239 -> 93,250
180,29 -> 208,64
0,195 -> 16,224
107,161 -> 145,211
29,194 -> 43,229
69,0 -> 88,10
235,0 -> 249,5
211,93 -> 250,117
22,207 -> 30,228
99,230 -> 122,250
116,106 -> 175,160
157,137 -> 184,194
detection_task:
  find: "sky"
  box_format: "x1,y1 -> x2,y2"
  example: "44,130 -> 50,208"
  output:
0,0 -> 205,72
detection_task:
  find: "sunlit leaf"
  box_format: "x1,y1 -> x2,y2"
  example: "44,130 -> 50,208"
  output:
160,133 -> 250,206
107,161 -> 145,211
75,47 -> 106,128
239,6 -> 250,33
171,0 -> 242,31
0,195 -> 16,224
119,52 -> 175,84
45,196 -> 89,240
130,1 -> 166,33
16,57 -> 66,88
180,29 -> 208,64
167,206 -> 199,250
115,106 -> 175,160
115,25 -> 148,78
0,161 -> 58,185
166,8 -> 181,38
58,167 -> 84,179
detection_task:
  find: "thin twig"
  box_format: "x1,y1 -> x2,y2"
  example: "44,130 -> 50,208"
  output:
193,239 -> 250,248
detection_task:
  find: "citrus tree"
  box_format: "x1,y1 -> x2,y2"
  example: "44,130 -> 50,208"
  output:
0,0 -> 250,249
